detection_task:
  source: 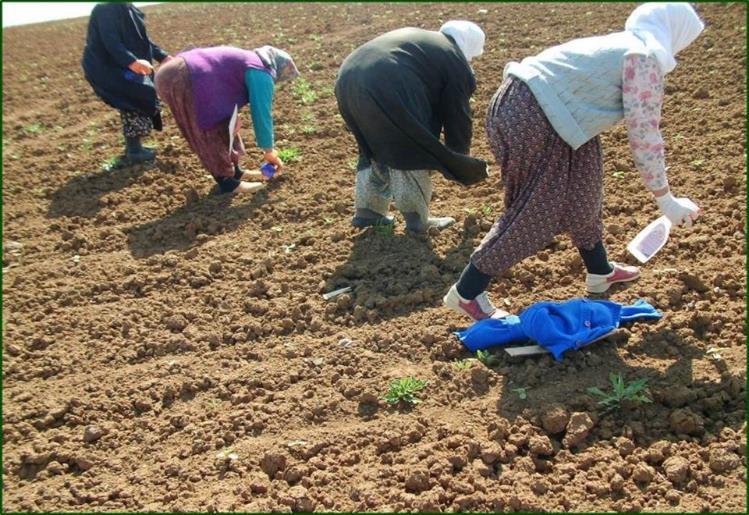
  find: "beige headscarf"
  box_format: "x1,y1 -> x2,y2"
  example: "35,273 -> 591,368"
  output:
625,2 -> 705,75
439,20 -> 485,62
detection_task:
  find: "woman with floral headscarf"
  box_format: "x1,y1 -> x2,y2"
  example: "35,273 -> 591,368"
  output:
444,3 -> 705,321
155,45 -> 299,194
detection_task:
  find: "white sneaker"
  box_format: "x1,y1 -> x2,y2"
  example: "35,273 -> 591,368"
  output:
443,284 -> 507,321
586,262 -> 641,293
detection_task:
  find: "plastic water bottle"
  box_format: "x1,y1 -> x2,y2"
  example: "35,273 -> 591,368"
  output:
260,161 -> 277,178
627,216 -> 672,263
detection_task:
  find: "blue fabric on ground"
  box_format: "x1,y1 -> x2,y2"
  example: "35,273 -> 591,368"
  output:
456,298 -> 662,360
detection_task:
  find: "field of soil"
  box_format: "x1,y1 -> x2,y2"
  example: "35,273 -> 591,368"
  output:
2,2 -> 746,512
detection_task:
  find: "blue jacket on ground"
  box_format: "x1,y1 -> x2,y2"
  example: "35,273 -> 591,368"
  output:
456,299 -> 662,361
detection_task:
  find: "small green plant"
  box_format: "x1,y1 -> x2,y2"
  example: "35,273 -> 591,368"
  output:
278,148 -> 301,162
612,170 -> 626,179
691,159 -> 705,170
481,204 -> 493,217
346,158 -> 359,171
22,123 -> 44,135
322,216 -> 334,225
384,377 -> 428,406
101,156 -> 124,171
453,359 -> 472,370
215,448 -> 239,462
587,373 -> 652,414
372,219 -> 394,237
512,387 -> 530,400
463,207 -> 477,216
301,125 -> 319,135
476,349 -> 500,367
301,112 -> 316,122
308,62 -> 324,71
292,78 -> 318,105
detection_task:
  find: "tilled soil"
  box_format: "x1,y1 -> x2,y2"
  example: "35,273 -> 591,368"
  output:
2,2 -> 746,512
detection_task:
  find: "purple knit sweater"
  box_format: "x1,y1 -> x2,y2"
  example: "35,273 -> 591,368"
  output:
178,46 -> 268,130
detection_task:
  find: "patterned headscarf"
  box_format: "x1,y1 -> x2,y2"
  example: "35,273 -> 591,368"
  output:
439,20 -> 485,62
625,2 -> 704,75
254,45 -> 300,83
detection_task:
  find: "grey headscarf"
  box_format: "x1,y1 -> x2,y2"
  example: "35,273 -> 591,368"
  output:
254,45 -> 300,83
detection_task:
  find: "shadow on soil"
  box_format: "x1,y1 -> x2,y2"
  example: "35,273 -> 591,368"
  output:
323,222 -> 477,322
480,324 -> 745,447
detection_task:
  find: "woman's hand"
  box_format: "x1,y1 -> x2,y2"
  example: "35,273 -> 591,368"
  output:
655,191 -> 701,227
263,148 -> 284,176
128,59 -> 154,75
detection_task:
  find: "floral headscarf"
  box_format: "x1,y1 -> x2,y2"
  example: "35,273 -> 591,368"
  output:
254,45 -> 300,83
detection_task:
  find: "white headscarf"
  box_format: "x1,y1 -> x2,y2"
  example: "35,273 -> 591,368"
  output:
625,2 -> 704,75
439,20 -> 485,62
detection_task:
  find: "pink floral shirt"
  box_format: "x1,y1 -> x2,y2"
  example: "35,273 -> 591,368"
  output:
622,54 -> 668,192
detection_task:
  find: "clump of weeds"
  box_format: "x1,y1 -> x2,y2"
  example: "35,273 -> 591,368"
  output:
384,377 -> 428,407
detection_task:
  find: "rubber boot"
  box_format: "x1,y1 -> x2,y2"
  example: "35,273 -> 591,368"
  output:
352,208 -> 395,228
125,136 -> 156,164
403,212 -> 456,234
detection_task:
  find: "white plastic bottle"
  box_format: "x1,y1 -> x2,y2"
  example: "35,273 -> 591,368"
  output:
627,216 -> 672,263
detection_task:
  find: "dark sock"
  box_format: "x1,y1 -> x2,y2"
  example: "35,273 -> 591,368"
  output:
579,240 -> 614,275
456,262 -> 493,300
233,164 -> 243,181
214,176 -> 240,193
125,136 -> 142,154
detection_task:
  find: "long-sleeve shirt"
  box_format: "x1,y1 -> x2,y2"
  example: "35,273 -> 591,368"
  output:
622,54 -> 668,192
245,69 -> 274,149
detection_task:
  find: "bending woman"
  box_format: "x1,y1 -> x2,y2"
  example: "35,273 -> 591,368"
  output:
155,45 -> 299,194
444,3 -> 705,320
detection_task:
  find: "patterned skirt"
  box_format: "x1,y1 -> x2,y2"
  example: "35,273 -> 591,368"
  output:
471,78 -> 605,276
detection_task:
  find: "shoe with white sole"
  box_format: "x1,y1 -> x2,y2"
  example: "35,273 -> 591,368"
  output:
443,284 -> 509,321
586,262 -> 640,293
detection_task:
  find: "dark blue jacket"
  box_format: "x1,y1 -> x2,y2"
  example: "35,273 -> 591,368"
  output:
82,3 -> 167,120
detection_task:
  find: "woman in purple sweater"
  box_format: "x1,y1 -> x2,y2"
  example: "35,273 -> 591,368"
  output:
155,45 -> 299,194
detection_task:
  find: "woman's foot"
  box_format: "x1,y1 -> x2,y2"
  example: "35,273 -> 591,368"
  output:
443,284 -> 508,321
239,170 -> 265,181
352,208 -> 395,228
585,262 -> 640,293
234,181 -> 265,194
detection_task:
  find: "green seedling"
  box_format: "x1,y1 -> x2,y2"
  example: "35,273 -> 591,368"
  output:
512,387 -> 530,400
372,219 -> 394,237
587,372 -> 652,414
463,207 -> 477,216
384,377 -> 428,406
278,148 -> 301,163
706,347 -> 723,361
308,62 -> 324,71
301,125 -> 319,135
215,448 -> 239,462
453,359 -> 472,370
101,156 -> 125,171
476,349 -> 500,367
346,158 -> 359,171
691,159 -> 705,170
22,123 -> 44,135
301,112 -> 316,122
612,170 -> 626,179
481,205 -> 493,217
322,217 -> 334,225
292,78 -> 319,105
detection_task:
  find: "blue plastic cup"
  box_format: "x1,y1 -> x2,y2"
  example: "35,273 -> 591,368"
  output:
260,161 -> 277,178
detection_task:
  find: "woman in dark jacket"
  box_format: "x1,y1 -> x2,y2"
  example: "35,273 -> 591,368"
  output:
82,3 -> 172,165
335,21 -> 487,234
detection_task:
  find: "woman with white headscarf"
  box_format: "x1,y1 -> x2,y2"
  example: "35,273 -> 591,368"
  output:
155,45 -> 299,194
444,3 -> 705,321
335,21 -> 488,234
